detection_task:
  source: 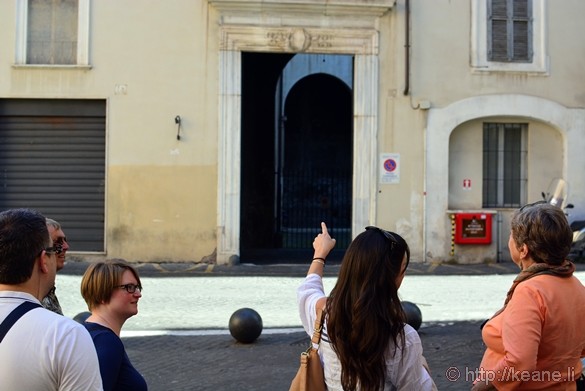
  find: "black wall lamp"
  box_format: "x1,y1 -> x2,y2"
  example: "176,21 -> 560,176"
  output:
174,115 -> 182,140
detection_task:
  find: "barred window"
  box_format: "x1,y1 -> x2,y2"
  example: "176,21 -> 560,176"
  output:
483,123 -> 527,208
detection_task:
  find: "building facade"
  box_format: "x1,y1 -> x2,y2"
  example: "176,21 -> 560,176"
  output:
0,0 -> 583,264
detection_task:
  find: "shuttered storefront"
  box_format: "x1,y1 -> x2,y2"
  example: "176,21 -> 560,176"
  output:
0,99 -> 106,252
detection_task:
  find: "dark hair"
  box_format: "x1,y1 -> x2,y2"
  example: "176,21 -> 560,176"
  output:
511,203 -> 572,265
81,259 -> 142,310
0,208 -> 50,284
325,228 -> 409,391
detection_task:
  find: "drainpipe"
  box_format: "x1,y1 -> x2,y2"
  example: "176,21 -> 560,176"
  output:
401,0 -> 428,261
403,0 -> 410,96
497,212 -> 502,262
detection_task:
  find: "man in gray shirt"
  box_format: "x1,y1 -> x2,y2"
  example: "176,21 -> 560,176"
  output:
42,218 -> 70,315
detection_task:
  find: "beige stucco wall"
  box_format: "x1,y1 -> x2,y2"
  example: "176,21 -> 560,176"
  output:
107,166 -> 217,261
410,0 -> 585,108
99,1 -> 220,261
410,0 -> 585,263
376,3 -> 427,255
0,1 -> 221,262
0,0 -> 584,264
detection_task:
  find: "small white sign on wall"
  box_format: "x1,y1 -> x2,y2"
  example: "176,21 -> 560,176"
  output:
380,153 -> 400,184
463,178 -> 472,191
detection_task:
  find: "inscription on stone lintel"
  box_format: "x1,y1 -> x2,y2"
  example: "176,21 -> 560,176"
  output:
265,29 -> 337,52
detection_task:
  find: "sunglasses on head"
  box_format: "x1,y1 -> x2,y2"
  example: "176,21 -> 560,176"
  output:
365,226 -> 397,251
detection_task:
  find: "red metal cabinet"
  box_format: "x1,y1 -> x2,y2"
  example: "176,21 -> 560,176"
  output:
454,213 -> 492,244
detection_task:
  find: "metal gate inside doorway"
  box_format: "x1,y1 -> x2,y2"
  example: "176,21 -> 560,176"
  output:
280,168 -> 352,248
239,52 -> 353,260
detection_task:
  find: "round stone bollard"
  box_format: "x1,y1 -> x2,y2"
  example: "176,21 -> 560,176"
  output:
229,308 -> 263,344
401,301 -> 422,331
73,311 -> 92,324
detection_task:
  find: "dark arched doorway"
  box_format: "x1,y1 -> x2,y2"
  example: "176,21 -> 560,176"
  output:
278,74 -> 352,251
240,53 -> 353,262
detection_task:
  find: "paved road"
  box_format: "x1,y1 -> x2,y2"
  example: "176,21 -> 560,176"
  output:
123,321 -> 485,391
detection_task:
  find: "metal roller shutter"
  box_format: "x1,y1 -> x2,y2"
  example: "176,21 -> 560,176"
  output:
0,99 -> 106,252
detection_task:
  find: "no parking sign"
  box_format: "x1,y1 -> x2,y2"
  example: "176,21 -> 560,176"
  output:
380,153 -> 400,184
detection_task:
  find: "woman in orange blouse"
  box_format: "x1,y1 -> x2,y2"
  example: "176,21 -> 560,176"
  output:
473,202 -> 585,390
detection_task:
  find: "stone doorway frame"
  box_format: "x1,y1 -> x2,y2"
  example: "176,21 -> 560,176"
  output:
212,4 -> 392,264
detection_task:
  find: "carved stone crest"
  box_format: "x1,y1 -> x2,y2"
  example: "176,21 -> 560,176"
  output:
288,28 -> 311,52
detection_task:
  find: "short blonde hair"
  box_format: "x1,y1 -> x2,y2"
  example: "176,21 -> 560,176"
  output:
80,259 -> 142,310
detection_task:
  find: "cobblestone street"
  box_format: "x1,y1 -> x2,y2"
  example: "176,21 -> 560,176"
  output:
124,321 -> 485,390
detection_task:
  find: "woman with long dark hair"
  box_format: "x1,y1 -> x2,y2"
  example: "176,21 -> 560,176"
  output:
297,222 -> 436,390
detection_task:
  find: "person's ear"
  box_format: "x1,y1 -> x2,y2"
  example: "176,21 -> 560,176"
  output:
38,251 -> 50,274
518,243 -> 529,259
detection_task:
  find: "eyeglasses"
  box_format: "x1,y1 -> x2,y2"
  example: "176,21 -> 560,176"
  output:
519,200 -> 547,212
42,243 -> 63,255
118,284 -> 142,294
365,226 -> 397,250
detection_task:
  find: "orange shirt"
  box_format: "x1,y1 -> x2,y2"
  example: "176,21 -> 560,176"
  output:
478,275 -> 585,390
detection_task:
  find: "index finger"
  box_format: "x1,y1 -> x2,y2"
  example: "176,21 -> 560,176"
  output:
321,222 -> 329,235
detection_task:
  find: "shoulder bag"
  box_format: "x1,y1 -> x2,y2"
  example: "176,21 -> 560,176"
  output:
289,307 -> 326,391
0,301 -> 42,343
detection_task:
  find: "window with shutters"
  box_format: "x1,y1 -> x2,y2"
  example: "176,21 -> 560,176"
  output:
488,0 -> 532,62
14,0 -> 90,67
471,0 -> 547,73
482,123 -> 527,208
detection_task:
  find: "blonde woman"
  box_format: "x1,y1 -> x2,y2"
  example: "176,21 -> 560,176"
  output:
81,259 -> 147,391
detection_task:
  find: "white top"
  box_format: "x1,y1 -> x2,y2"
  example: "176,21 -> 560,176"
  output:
0,291 -> 103,391
297,274 -> 436,391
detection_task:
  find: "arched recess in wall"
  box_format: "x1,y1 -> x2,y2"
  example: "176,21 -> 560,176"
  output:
447,117 -> 564,211
425,94 -> 585,262
447,116 -> 565,262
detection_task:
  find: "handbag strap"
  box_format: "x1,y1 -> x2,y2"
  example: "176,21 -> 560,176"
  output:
0,301 -> 42,344
310,307 -> 325,346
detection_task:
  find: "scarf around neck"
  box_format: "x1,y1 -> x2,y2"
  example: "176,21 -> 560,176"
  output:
491,260 -> 576,319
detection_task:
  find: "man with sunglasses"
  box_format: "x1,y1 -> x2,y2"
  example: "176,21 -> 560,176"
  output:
0,208 -> 102,390
42,218 -> 69,315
